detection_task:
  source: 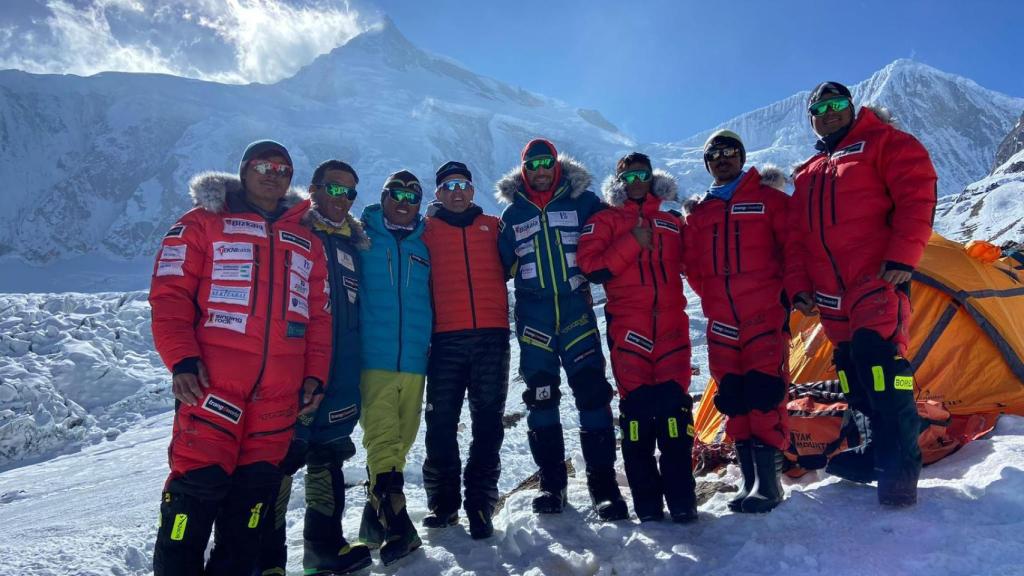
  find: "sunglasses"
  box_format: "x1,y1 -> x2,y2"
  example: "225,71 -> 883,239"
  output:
388,188 -> 422,204
319,182 -> 357,201
808,97 -> 852,117
704,147 -> 740,162
249,159 -> 293,177
619,169 -> 652,184
439,179 -> 472,192
524,156 -> 556,171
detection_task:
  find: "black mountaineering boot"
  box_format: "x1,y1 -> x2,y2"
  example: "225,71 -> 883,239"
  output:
728,440 -> 756,512
741,441 -> 785,513
579,428 -> 628,521
528,426 -> 568,514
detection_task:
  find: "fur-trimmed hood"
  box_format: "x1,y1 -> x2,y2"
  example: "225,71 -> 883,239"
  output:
494,155 -> 592,204
682,165 -> 787,215
301,208 -> 371,250
188,171 -> 307,214
600,169 -> 678,207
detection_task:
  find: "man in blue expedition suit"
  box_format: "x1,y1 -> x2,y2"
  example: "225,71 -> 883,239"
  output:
260,159 -> 371,576
494,138 -> 627,520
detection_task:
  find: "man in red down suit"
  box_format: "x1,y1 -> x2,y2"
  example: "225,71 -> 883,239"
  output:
149,140 -> 332,575
577,152 -> 697,523
683,130 -> 791,513
786,82 -> 936,507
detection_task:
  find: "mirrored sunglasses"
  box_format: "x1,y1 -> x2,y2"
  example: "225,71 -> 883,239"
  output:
388,188 -> 422,204
320,182 -> 357,200
704,147 -> 740,162
439,179 -> 473,192
249,159 -> 293,177
808,97 -> 852,117
619,169 -> 652,184
524,156 -> 555,171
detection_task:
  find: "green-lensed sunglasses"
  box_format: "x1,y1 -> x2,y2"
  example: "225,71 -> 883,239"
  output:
809,97 -> 852,117
524,156 -> 556,171
319,182 -> 357,200
388,188 -> 422,204
619,169 -> 652,184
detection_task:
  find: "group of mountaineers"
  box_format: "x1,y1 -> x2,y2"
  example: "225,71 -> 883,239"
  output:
146,80 -> 938,575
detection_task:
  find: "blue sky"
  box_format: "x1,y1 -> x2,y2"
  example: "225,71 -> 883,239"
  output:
2,0 -> 1021,141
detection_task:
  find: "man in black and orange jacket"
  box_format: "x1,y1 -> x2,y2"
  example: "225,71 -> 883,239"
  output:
786,81 -> 937,507
421,161 -> 510,539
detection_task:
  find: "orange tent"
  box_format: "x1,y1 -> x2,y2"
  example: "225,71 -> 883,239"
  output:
695,233 -> 1024,449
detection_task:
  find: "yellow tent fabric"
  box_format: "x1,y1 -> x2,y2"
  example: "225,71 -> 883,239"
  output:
695,233 -> 1024,440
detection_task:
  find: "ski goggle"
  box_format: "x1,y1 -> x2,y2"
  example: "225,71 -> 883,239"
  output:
704,147 -> 740,162
388,188 -> 422,204
808,97 -> 852,117
524,156 -> 556,171
619,169 -> 652,184
439,179 -> 472,192
319,182 -> 357,201
249,159 -> 293,177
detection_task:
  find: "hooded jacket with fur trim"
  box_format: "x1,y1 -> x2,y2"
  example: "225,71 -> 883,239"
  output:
784,106 -> 937,300
495,155 -> 605,301
149,172 -> 332,392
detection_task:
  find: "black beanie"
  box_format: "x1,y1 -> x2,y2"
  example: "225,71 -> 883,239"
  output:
383,169 -> 422,194
522,139 -> 558,161
435,161 -> 472,186
808,81 -> 853,107
239,139 -> 292,181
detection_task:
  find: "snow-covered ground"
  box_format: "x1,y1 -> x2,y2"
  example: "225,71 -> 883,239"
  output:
2,292 -> 1023,576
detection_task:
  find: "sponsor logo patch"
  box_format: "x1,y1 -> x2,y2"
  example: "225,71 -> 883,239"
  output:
291,252 -> 313,279
498,220 -> 506,232
894,375 -> 914,391
547,210 -> 579,228
560,231 -> 579,245
202,394 -> 242,424
568,275 -> 587,291
212,242 -> 254,261
580,223 -> 595,236
625,330 -> 655,353
652,218 -> 680,232
710,320 -> 740,341
329,404 -> 358,423
513,216 -> 541,241
160,244 -> 187,261
336,249 -> 355,271
208,284 -> 251,306
223,218 -> 267,238
347,289 -> 358,304
286,321 -> 306,338
731,203 -> 765,215
204,308 -> 248,334
164,224 -> 185,238
562,313 -> 591,333
212,263 -> 253,281
520,262 -> 537,280
832,141 -> 866,159
535,386 -> 552,401
279,230 -> 311,251
564,252 -> 577,269
515,242 -> 535,257
288,294 -> 310,319
573,348 -> 597,364
814,291 -> 843,310
342,276 -> 359,290
289,272 -> 310,298
522,326 -> 553,347
156,260 -> 184,277
410,254 -> 430,266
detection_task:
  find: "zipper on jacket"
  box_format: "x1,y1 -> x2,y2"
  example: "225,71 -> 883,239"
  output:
534,237 -> 545,289
556,230 -> 568,281
250,223 -> 276,398
817,161 -> 846,291
807,172 -> 817,229
734,221 -> 741,274
462,228 -> 478,329
648,237 -> 659,339
722,203 -> 741,324
282,250 -> 290,319
250,245 -> 261,313
658,234 -> 668,283
637,252 -> 645,285
831,165 -> 838,225
387,249 -> 394,286
540,212 -> 561,334
396,239 -> 404,372
712,223 -> 719,275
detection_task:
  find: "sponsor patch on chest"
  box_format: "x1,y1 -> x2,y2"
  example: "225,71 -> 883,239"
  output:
289,272 -> 310,298
624,330 -> 655,353
520,262 -> 537,280
204,308 -> 248,334
291,252 -> 313,279
653,218 -> 680,232
212,241 -> 254,261
160,244 -> 187,261
832,141 -> 866,159
208,284 -> 251,306
814,291 -> 843,310
547,210 -> 579,227
212,263 -> 253,281
568,274 -> 587,291
155,260 -> 184,277
342,276 -> 359,291
286,321 -> 307,339
336,248 -> 356,271
515,242 -> 535,257
223,218 -> 267,238
580,223 -> 595,236
279,230 -> 311,251
710,320 -> 740,341
202,394 -> 242,424
560,231 -> 579,245
514,216 -> 541,241
289,294 -> 310,319
731,203 -> 765,214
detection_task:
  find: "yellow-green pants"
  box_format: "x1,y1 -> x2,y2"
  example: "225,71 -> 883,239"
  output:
359,369 -> 425,490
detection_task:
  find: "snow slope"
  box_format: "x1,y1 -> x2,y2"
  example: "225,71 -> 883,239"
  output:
935,149 -> 1024,244
2,293 -> 1024,576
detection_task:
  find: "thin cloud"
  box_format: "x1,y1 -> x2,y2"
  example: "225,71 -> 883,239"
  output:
0,0 -> 369,84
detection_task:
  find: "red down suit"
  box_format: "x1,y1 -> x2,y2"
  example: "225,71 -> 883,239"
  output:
576,172 -> 690,399
785,107 -> 937,354
683,167 -> 790,449
149,173 -> 332,479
